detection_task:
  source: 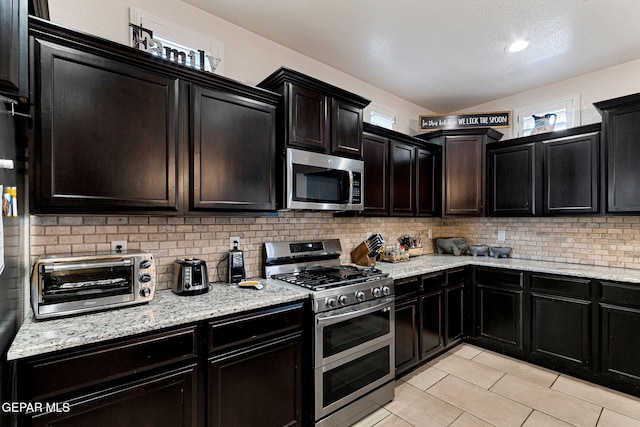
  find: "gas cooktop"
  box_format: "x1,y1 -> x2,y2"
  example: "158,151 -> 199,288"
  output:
270,265 -> 388,291
264,239 -> 394,313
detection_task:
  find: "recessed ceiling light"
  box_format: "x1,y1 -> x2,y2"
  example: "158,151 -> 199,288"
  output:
505,39 -> 530,53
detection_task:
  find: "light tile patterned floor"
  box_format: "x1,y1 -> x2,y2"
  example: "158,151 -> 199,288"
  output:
353,344 -> 640,427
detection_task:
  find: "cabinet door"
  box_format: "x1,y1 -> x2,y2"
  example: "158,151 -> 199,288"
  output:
331,99 -> 363,158
420,290 -> 443,359
389,140 -> 415,215
445,284 -> 465,346
362,133 -> 389,215
599,281 -> 640,383
531,294 -> 591,371
208,334 -> 302,427
288,84 -> 329,151
602,102 -> 640,213
487,143 -> 536,216
395,298 -> 419,374
416,146 -> 440,216
474,268 -> 524,353
29,366 -> 198,427
444,136 -> 484,215
543,133 -> 599,214
32,39 -> 179,213
191,85 -> 276,211
0,0 -> 27,97
600,306 -> 640,382
529,274 -> 592,372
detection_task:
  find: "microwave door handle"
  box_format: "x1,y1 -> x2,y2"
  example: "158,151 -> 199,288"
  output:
42,259 -> 133,273
348,170 -> 354,204
316,298 -> 393,326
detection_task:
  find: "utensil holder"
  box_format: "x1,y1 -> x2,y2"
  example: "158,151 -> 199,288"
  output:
350,241 -> 377,266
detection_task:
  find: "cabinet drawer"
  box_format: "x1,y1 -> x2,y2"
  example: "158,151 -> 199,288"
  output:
601,281 -> 640,308
22,326 -> 198,400
530,274 -> 591,299
422,272 -> 445,292
446,268 -> 467,286
475,268 -> 523,289
208,303 -> 304,353
395,276 -> 421,299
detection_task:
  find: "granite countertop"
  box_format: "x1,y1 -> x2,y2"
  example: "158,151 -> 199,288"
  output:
7,279 -> 310,361
10,255 -> 640,361
376,254 -> 640,284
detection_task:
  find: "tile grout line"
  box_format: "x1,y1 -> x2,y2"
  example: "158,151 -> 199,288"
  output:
594,407 -> 604,427
518,407 -> 535,427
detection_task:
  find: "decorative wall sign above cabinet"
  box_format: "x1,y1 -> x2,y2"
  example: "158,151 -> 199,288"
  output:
419,111 -> 511,131
127,7 -> 225,75
129,23 -> 222,73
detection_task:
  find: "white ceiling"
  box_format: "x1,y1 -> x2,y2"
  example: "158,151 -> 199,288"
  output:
183,0 -> 640,113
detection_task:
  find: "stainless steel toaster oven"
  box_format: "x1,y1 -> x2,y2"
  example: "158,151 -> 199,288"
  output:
31,253 -> 156,320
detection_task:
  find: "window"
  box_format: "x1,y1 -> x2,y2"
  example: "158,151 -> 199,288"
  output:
129,8 -> 225,75
369,105 -> 396,130
514,95 -> 580,137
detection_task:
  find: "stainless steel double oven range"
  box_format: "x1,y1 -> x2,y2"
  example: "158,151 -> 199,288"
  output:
265,239 -> 395,427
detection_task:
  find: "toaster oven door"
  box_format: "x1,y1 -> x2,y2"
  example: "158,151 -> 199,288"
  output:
36,258 -> 137,317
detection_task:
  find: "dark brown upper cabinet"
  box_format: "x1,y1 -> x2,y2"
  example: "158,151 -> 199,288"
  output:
416,128 -> 502,216
29,18 -> 279,214
0,0 -> 27,98
30,27 -> 180,213
595,93 -> 640,214
416,145 -> 440,216
362,132 -> 389,214
543,132 -> 599,214
390,140 -> 416,216
363,123 -> 441,217
486,123 -> 600,217
258,67 -> 369,159
189,84 -> 276,211
487,142 -> 537,216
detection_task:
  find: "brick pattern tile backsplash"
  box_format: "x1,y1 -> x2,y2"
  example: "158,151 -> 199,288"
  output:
30,214 -> 640,290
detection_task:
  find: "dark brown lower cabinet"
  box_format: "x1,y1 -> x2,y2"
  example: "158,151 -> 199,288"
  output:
464,267 -> 640,398
17,327 -> 200,427
394,297 -> 419,374
30,366 -> 198,427
474,268 -> 524,354
207,334 -> 302,427
420,289 -> 443,359
529,274 -> 592,373
394,269 -> 466,376
17,303 -> 306,427
445,284 -> 465,345
600,306 -> 640,382
207,303 -> 304,427
599,281 -> 640,386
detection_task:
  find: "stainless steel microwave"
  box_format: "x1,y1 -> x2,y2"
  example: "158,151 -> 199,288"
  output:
285,148 -> 364,211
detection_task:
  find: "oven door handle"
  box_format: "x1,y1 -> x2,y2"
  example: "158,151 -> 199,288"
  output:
42,259 -> 133,273
316,297 -> 394,326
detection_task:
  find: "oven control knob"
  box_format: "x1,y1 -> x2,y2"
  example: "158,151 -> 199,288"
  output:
326,297 -> 337,309
355,291 -> 366,302
139,273 -> 152,283
139,287 -> 151,297
338,295 -> 348,305
139,259 -> 152,269
382,286 -> 391,296
372,287 -> 382,298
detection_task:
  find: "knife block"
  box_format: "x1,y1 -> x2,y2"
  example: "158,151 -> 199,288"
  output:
350,241 -> 377,266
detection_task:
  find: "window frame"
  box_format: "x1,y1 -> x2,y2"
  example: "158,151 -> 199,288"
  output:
514,94 -> 580,137
367,104 -> 397,130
